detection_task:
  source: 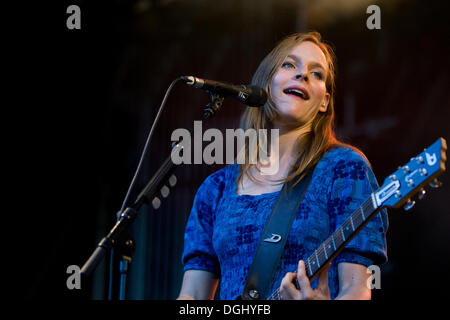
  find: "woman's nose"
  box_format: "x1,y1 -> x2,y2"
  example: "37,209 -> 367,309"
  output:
295,72 -> 308,82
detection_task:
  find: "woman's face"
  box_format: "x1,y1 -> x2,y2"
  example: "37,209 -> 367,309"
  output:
269,41 -> 330,127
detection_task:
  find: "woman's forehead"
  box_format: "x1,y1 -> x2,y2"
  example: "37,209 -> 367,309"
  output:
285,41 -> 328,71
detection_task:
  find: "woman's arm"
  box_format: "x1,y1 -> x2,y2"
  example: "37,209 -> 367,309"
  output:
177,270 -> 219,300
335,262 -> 371,300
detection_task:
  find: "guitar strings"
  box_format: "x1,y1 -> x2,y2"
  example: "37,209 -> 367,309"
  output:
304,198 -> 374,275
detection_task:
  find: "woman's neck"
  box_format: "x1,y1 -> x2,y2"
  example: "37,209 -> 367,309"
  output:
272,121 -> 312,164
240,121 -> 313,192
250,120 -> 312,180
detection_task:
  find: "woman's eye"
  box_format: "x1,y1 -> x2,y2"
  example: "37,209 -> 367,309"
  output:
281,62 -> 295,68
312,71 -> 324,80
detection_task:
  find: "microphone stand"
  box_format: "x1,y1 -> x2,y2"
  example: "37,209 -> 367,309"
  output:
80,92 -> 225,299
117,223 -> 135,300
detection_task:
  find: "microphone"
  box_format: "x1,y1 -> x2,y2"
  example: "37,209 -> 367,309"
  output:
181,76 -> 267,107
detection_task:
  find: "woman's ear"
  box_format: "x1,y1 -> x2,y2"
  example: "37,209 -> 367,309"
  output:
319,93 -> 330,112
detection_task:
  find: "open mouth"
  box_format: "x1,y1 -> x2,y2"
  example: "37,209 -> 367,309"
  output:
283,88 -> 310,100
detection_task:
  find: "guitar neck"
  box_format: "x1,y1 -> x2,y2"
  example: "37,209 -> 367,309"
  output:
267,195 -> 380,300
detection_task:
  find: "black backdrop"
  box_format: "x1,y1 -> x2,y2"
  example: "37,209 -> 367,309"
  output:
15,0 -> 450,301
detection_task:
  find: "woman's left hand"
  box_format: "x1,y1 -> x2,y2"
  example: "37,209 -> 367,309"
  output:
279,260 -> 331,300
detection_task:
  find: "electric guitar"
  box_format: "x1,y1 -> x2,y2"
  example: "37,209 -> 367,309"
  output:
266,137 -> 447,300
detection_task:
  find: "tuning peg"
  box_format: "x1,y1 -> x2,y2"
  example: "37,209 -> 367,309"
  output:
406,178 -> 415,187
152,197 -> 161,209
429,179 -> 443,188
403,199 -> 416,211
161,185 -> 170,198
168,174 -> 177,187
417,188 -> 426,200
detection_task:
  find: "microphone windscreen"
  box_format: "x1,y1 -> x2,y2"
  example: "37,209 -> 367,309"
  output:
246,86 -> 268,107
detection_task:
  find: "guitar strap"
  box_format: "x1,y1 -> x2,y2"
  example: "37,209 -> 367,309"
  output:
240,167 -> 315,300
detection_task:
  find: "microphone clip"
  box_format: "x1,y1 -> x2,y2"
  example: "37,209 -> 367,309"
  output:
203,92 -> 225,120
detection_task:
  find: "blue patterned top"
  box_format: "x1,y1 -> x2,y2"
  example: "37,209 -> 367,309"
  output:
182,147 -> 388,300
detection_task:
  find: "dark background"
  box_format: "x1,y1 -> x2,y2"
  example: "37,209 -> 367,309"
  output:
16,0 -> 450,300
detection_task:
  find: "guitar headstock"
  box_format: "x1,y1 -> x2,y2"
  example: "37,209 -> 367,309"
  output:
374,137 -> 447,210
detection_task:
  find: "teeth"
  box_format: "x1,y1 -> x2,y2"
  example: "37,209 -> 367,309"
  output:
287,89 -> 306,99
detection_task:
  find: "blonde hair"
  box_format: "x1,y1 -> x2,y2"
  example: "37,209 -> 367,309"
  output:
237,31 -> 366,190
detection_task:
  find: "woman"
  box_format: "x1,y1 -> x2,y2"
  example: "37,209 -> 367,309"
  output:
177,32 -> 388,300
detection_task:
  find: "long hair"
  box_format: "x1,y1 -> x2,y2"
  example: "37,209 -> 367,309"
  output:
237,31 -> 366,190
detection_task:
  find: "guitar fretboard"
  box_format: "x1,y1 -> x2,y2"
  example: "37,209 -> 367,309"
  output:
267,195 -> 379,300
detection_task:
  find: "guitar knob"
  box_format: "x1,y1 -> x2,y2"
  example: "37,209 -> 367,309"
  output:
161,185 -> 170,198
152,197 -> 161,210
429,179 -> 443,188
418,188 -> 426,200
169,174 -> 177,187
403,199 -> 415,211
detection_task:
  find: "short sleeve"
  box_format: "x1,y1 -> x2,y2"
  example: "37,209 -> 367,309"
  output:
327,150 -> 389,267
181,169 -> 226,277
